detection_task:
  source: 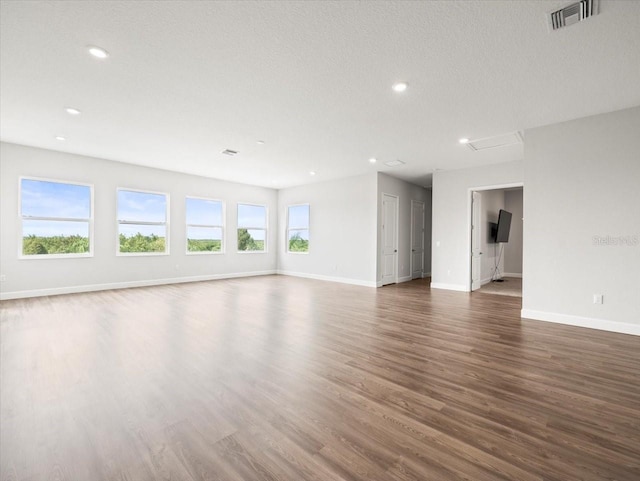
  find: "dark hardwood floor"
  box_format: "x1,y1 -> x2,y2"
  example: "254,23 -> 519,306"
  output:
1,276 -> 639,481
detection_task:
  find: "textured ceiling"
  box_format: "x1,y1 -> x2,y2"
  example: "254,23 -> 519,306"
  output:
1,0 -> 639,188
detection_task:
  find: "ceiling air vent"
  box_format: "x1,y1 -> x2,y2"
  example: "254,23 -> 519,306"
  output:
384,159 -> 405,167
221,149 -> 238,156
549,0 -> 598,31
467,132 -> 522,152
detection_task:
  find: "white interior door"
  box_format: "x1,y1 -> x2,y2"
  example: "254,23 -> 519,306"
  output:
381,194 -> 398,286
471,191 -> 482,291
410,200 -> 425,279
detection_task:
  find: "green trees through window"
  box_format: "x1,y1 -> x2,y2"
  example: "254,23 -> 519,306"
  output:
288,232 -> 309,252
117,189 -> 168,254
237,228 -> 264,251
20,178 -> 92,256
186,197 -> 223,253
118,233 -> 166,253
23,235 -> 89,255
287,204 -> 309,253
237,204 -> 267,252
20,185 -> 303,257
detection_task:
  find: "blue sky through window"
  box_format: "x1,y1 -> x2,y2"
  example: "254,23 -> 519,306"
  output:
238,204 -> 266,228
186,198 -> 223,225
288,205 -> 309,229
21,179 -> 90,219
245,228 -> 265,241
288,229 -> 309,241
187,226 -> 222,240
23,219 -> 89,238
21,179 -> 91,238
119,224 -> 166,237
118,190 -> 167,223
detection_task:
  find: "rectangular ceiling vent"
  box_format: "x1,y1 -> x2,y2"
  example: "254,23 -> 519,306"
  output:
384,159 -> 405,167
221,149 -> 238,156
467,132 -> 523,152
549,0 -> 598,31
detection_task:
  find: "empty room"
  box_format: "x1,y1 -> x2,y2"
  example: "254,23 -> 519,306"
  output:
1,1 -> 639,480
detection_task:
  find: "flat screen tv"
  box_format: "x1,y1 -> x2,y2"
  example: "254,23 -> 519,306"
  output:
495,209 -> 512,243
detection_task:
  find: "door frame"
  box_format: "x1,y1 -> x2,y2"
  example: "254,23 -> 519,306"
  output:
410,199 -> 425,279
470,191 -> 482,291
467,182 -> 523,292
381,192 -> 399,286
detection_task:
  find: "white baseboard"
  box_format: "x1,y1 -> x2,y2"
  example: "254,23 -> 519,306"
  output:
0,270 -> 277,301
504,272 -> 523,278
521,309 -> 640,336
276,270 -> 376,288
375,275 -> 423,287
430,282 -> 469,292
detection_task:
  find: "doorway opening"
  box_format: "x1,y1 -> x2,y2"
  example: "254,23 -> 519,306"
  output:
410,200 -> 426,280
381,193 -> 399,286
470,184 -> 523,297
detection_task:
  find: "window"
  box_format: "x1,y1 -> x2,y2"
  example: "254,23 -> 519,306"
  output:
20,177 -> 93,257
117,189 -> 168,254
237,203 -> 267,252
287,204 -> 310,253
186,197 -> 224,254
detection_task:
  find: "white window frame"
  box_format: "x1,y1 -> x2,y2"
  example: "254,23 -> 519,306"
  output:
18,176 -> 94,260
116,187 -> 170,256
236,203 -> 268,253
185,196 -> 225,255
286,203 -> 310,254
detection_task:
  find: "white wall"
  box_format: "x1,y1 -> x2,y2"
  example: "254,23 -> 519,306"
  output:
0,142 -> 278,299
522,106 -> 640,335
504,188 -> 523,276
431,160 -> 524,291
478,190 -> 505,283
376,173 -> 431,284
277,173 -> 378,286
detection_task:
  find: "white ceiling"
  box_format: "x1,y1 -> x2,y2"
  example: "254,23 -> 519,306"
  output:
1,1 -> 639,189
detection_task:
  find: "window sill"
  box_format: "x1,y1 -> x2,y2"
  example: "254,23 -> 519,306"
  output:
19,253 -> 93,260
186,251 -> 225,256
116,252 -> 170,257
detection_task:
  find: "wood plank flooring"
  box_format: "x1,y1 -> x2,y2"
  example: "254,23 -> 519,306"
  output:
1,275 -> 639,481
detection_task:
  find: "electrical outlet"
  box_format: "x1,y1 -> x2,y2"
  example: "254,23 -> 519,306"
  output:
593,294 -> 603,305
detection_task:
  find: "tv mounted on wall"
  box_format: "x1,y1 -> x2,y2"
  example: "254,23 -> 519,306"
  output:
494,209 -> 512,243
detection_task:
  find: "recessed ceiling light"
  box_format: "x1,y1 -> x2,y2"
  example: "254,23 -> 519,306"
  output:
87,45 -> 109,59
392,82 -> 408,92
369,157 -> 377,164
459,138 -> 470,144
55,136 -> 66,141
309,171 -> 316,176
257,140 -> 265,145
65,107 -> 81,115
